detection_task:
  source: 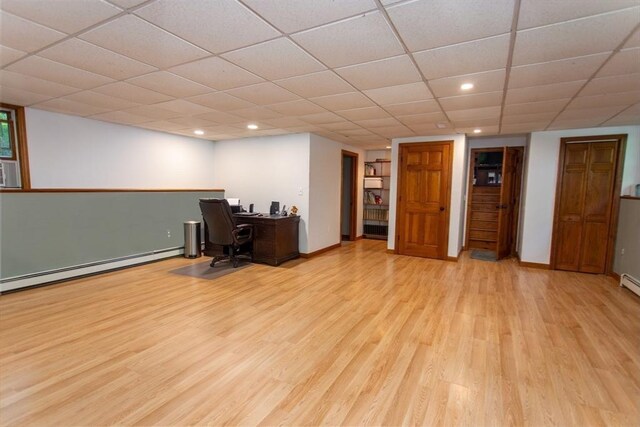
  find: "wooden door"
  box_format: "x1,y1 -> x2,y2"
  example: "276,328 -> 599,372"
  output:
496,147 -> 516,259
397,142 -> 452,259
553,140 -> 619,273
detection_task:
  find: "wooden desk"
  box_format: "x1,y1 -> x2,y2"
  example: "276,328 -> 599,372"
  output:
204,214 -> 300,266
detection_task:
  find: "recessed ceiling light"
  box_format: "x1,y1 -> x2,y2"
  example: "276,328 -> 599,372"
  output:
247,124 -> 258,130
193,129 -> 204,135
436,123 -> 447,129
473,129 -> 482,133
460,83 -> 474,90
385,145 -> 391,149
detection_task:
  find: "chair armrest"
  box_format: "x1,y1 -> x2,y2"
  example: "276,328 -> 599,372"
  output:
232,224 -> 253,243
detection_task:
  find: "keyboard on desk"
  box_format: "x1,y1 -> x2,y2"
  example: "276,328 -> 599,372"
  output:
235,212 -> 260,216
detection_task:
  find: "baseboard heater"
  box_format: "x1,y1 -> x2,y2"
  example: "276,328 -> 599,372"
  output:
620,274 -> 640,297
0,246 -> 187,292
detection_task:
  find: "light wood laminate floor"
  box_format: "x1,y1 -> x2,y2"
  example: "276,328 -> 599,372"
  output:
1,240 -> 639,426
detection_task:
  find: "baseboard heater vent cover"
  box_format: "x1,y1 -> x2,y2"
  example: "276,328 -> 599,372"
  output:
620,274 -> 640,297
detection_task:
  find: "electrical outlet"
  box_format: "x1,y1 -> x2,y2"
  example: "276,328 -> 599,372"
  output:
621,248 -> 625,255
167,229 -> 171,238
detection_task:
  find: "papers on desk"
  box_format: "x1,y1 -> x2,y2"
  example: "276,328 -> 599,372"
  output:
227,198 -> 240,206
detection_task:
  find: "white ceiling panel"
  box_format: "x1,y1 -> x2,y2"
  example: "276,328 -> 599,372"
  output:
372,125 -> 414,138
39,38 -> 156,80
310,92 -> 375,110
169,57 -> 263,91
505,80 -> 585,104
336,106 -> 391,121
556,105 -> 627,121
89,110 -> 152,125
429,69 -> 506,98
386,0 -> 514,52
597,48 -> 640,77
518,0 -> 639,30
187,92 -> 256,111
6,55 -> 114,89
139,120 -> 190,132
194,110 -> 245,124
439,91 -> 503,111
0,10 -> 66,52
241,0 -> 376,34
0,45 -> 26,67
109,0 -> 148,9
0,85 -> 52,105
414,35 -> 510,80
580,73 -> 640,96
406,123 -> 452,134
80,15 -> 210,69
276,71 -> 354,98
447,106 -> 501,121
230,107 -> 284,121
501,122 -> 549,133
0,70 -> 79,97
151,99 -> 215,116
260,117 -> 309,128
1,0 -> 122,34
298,111 -> 345,124
335,55 -> 421,90
396,112 -> 448,126
226,82 -> 299,105
513,9 -> 639,66
451,117 -> 499,128
353,117 -> 402,128
363,82 -> 432,105
291,11 -> 404,68
63,90 -> 140,110
503,98 -> 570,116
509,53 -> 609,88
33,98 -> 111,116
222,38 -> 325,80
126,71 -> 212,98
384,100 -> 441,116
121,104 -> 181,120
266,99 -> 327,116
601,104 -> 640,126
167,116 -> 219,128
623,28 -> 640,49
501,111 -> 558,124
456,125 -> 499,135
567,91 -> 640,110
92,82 -> 173,104
135,0 -> 279,54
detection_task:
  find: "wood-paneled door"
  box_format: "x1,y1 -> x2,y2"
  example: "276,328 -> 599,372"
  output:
396,141 -> 452,259
551,135 -> 626,274
497,147 -> 523,259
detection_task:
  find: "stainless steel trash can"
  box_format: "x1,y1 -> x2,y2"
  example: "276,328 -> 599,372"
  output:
184,221 -> 202,258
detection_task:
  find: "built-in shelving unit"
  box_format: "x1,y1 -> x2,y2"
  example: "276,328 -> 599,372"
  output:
363,160 -> 390,240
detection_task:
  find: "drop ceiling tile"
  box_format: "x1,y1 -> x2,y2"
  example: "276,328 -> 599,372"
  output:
386,0 -> 514,51
459,125 -> 500,134
447,106 -> 501,121
276,71 -> 354,98
33,98 -> 110,116
384,99 -> 441,115
316,121 -> 361,131
372,125 -> 414,138
406,123 -> 452,134
597,48 -> 640,77
336,106 -> 390,121
501,111 -> 558,124
79,15 -> 210,69
0,86 -> 52,105
0,70 -> 79,97
260,117 -> 309,128
623,28 -> 640,49
450,117 -> 499,128
138,120 -> 189,131
167,116 -> 219,128
109,0 -> 148,8
135,0 -> 280,54
353,117 -> 402,128
568,91 -> 640,110
0,45 -> 26,67
601,104 -> 640,125
291,11 -> 404,68
500,122 -> 549,133
39,38 -> 156,80
0,10 -> 66,52
187,92 -> 256,111
310,92 -> 375,110
414,34 -> 510,80
6,55 -> 114,89
230,107 -> 284,120
225,82 -> 299,105
126,71 -> 212,98
242,0 -> 375,33
151,99 -> 215,116
396,112 -> 448,126
1,0 -> 122,34
518,0 -> 639,30
556,105 -> 627,121
509,53 -> 609,88
63,91 -> 140,110
266,99 -> 327,116
512,9 -> 639,66
222,37 -> 324,80
194,111 -> 245,124
169,57 -> 264,91
505,80 -> 585,104
341,128 -> 375,137
580,73 -> 640,95
122,105 -> 181,120
547,118 -> 607,130
334,55 -> 421,90
363,82 -> 432,105
89,110 -> 152,125
92,82 -> 173,104
429,69 -> 506,98
298,111 -> 344,124
439,91 -> 503,111
503,98 -> 570,115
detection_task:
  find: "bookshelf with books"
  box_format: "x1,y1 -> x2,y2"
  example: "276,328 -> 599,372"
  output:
363,159 -> 390,240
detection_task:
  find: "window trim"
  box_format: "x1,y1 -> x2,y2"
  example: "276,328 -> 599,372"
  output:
0,103 -> 30,190
0,111 -> 18,161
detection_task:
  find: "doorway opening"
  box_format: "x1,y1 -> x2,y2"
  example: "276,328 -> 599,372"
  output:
464,146 -> 525,260
341,150 -> 358,241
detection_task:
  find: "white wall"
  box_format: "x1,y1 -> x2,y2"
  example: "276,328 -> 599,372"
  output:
520,125 -> 640,264
210,133 -> 311,252
26,108 -> 218,189
388,134 -> 468,258
309,134 -> 364,252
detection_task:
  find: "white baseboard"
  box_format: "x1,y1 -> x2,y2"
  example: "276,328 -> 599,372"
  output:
0,247 -> 186,292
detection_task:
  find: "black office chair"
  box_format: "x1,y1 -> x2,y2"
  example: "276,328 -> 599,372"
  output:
199,199 -> 253,268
